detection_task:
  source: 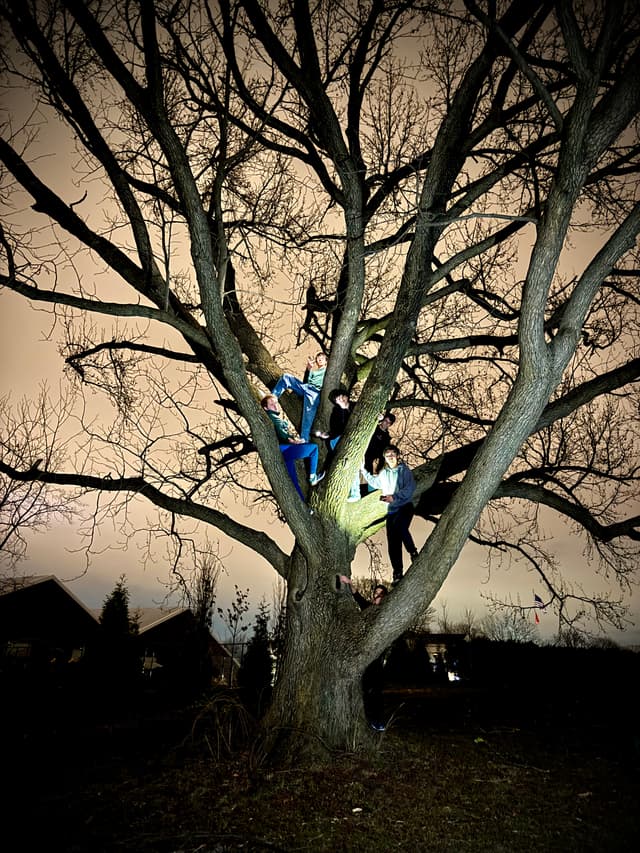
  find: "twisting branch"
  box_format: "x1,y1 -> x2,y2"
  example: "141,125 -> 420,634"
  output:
0,458 -> 288,574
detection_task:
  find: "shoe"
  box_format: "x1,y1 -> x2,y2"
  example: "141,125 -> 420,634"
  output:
370,722 -> 385,732
313,430 -> 330,439
309,472 -> 325,486
410,551 -> 419,561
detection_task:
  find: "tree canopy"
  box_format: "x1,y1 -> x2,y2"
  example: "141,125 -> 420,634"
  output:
1,0 -> 639,752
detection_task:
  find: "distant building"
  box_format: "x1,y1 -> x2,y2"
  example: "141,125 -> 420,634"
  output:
0,575 -> 99,672
385,630 -> 468,684
133,606 -> 239,685
0,574 -> 235,686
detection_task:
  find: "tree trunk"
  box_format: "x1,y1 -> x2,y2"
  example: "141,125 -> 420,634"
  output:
261,572 -> 374,764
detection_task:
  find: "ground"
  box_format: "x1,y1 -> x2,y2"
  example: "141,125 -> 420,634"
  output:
5,680 -> 639,852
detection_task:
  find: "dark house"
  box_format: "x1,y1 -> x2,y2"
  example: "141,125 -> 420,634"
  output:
136,606 -> 238,686
385,630 -> 469,685
0,575 -> 235,689
0,575 -> 100,673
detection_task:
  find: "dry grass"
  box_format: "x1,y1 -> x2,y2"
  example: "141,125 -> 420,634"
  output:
6,681 -> 639,852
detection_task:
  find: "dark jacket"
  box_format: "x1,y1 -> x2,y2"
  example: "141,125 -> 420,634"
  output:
329,402 -> 353,440
364,426 -> 391,473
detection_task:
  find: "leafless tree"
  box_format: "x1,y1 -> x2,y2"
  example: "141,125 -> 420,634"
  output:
437,603 -> 481,638
169,545 -> 222,631
480,609 -> 539,643
0,0 -> 639,758
0,388 -> 79,571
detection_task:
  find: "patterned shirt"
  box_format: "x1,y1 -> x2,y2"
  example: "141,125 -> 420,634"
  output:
266,409 -> 299,443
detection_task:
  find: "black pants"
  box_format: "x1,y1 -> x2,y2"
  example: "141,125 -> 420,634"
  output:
386,503 -> 416,581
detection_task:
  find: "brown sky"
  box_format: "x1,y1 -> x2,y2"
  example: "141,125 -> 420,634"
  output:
1,33 -> 638,647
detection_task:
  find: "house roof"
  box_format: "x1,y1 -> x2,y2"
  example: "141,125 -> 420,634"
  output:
135,607 -> 191,632
88,605 -> 192,632
0,574 -> 99,623
0,574 -> 101,647
1,574 -> 230,656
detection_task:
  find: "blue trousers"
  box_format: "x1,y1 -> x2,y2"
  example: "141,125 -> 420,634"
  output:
280,442 -> 319,499
272,374 -> 321,441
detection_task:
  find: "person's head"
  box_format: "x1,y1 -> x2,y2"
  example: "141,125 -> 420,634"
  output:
261,394 -> 280,413
382,445 -> 401,469
372,585 -> 388,605
315,351 -> 328,367
379,412 -> 396,432
331,387 -> 350,408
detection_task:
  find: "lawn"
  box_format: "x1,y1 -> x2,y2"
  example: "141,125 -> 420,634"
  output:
6,681 -> 639,852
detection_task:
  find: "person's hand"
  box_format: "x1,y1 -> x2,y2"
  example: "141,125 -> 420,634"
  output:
339,575 -> 352,585
306,357 -> 314,370
380,495 -> 393,503
289,437 -> 304,444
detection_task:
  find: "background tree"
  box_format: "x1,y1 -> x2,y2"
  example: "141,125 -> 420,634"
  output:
95,574 -> 141,707
217,584 -> 250,685
0,390 -> 79,572
238,598 -> 273,717
166,546 -> 222,693
480,608 -> 539,643
0,1 -> 639,758
437,604 -> 482,639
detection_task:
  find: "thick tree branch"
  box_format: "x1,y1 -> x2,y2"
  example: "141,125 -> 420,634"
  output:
0,457 -> 288,574
495,480 -> 640,542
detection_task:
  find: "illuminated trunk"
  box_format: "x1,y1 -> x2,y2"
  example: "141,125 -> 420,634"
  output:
262,570 -> 373,762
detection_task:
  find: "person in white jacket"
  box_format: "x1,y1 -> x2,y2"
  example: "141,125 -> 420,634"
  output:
360,445 -> 418,583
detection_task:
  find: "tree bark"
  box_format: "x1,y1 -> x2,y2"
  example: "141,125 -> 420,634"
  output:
262,567 -> 374,763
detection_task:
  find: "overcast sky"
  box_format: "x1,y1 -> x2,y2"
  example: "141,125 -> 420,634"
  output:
1,34 -> 638,648
2,285 -> 638,646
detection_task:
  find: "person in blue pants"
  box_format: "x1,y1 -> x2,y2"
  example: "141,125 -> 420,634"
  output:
261,395 -> 325,499
271,352 -> 327,441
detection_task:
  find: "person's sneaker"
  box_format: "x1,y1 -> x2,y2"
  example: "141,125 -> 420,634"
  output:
370,722 -> 385,732
309,472 -> 325,486
313,430 -> 330,439
410,551 -> 419,561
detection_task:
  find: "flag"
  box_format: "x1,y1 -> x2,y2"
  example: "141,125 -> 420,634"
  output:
534,594 -> 545,624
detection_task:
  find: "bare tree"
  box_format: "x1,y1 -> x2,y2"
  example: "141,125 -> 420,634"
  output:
480,609 -> 539,643
437,604 -> 480,638
0,388 -> 79,571
167,543 -> 222,630
0,1 -> 639,758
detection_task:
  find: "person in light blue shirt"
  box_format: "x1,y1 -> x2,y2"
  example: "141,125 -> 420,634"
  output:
271,352 -> 327,441
360,445 -> 418,583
